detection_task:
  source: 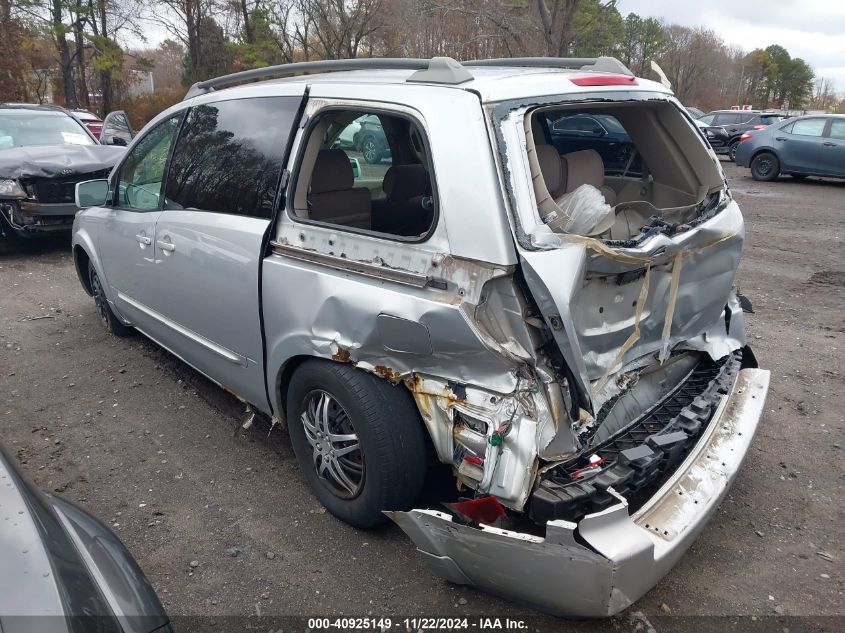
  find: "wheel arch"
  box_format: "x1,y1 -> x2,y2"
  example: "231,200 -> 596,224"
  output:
750,146 -> 780,165
272,354 -> 430,449
72,244 -> 94,296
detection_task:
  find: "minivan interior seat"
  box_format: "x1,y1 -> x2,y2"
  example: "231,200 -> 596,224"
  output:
372,164 -> 432,236
560,149 -> 617,206
307,149 -> 371,230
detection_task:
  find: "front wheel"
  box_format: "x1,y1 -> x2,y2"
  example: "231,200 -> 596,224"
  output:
88,262 -> 132,337
286,360 -> 427,528
750,152 -> 780,181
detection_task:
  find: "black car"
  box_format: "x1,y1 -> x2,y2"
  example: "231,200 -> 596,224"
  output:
547,112 -> 639,174
698,109 -> 788,161
0,442 -> 171,632
0,105 -> 129,249
694,119 -> 731,153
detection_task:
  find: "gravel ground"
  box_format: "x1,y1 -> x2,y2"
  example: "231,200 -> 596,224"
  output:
0,162 -> 842,631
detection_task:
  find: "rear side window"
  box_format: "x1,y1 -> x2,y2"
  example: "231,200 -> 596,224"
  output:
759,115 -> 784,125
830,119 -> 845,140
713,113 -> 741,125
544,111 -> 642,177
164,96 -> 300,218
789,118 -> 826,137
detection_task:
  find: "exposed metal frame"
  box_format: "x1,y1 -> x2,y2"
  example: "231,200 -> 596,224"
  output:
183,56 -> 635,100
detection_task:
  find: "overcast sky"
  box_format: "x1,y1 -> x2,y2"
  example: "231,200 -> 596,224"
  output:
619,0 -> 845,90
131,0 -> 845,91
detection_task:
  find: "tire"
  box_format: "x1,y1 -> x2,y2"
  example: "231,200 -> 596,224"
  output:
728,141 -> 739,162
360,134 -> 384,164
286,360 -> 427,528
750,152 -> 780,182
88,261 -> 132,337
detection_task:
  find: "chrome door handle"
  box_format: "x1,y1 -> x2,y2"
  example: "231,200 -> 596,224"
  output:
156,239 -> 175,252
135,233 -> 151,245
823,141 -> 837,147
775,137 -> 787,141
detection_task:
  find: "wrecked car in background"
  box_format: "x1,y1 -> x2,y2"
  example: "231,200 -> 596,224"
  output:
71,56 -> 770,616
0,104 -> 128,249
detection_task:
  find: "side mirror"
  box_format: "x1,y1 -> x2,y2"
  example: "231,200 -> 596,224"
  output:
102,135 -> 128,147
75,179 -> 110,208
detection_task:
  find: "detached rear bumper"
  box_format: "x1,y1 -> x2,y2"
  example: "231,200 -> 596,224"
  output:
389,367 -> 770,617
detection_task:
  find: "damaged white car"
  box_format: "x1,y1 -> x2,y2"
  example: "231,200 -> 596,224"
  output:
71,56 -> 770,617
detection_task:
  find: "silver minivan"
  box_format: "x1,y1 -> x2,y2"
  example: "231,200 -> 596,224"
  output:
72,57 -> 770,616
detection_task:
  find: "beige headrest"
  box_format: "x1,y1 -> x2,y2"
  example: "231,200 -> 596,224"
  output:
561,149 -> 605,193
536,145 -> 563,197
310,149 -> 353,194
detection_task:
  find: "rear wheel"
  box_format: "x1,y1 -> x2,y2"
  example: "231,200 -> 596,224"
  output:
88,262 -> 132,337
286,360 -> 427,528
728,140 -> 740,162
360,134 -> 384,164
750,152 -> 780,181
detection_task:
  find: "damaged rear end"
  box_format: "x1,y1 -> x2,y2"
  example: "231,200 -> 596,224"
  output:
389,89 -> 770,616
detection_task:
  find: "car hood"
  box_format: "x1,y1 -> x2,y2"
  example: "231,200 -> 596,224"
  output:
0,443 -> 168,632
0,144 -> 126,180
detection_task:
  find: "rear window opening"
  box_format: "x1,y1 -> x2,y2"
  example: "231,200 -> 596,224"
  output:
290,109 -> 436,240
522,100 -> 726,242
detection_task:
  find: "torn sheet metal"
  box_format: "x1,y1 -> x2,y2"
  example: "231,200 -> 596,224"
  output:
519,202 -> 746,413
389,368 -> 770,617
0,144 -> 125,179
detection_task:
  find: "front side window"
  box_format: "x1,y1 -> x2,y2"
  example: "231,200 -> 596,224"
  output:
164,96 -> 300,218
292,109 -> 435,239
790,118 -> 826,137
115,115 -> 181,210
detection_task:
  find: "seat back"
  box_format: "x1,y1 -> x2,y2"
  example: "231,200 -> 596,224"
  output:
307,149 -> 371,229
561,149 -> 617,206
373,164 -> 432,236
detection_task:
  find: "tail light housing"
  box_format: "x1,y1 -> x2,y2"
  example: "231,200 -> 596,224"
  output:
739,132 -> 753,142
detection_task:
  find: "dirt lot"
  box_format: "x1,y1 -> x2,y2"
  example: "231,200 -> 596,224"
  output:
0,162 -> 842,631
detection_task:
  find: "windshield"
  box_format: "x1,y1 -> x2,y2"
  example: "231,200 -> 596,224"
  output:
0,111 -> 95,149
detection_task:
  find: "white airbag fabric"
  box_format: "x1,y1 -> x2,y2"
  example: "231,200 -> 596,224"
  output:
541,184 -> 615,236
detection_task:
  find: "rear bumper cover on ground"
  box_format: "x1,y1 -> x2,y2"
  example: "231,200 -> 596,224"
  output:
389,367 -> 770,617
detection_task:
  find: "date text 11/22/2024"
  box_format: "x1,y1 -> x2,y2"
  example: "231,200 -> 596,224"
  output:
307,617 -> 529,630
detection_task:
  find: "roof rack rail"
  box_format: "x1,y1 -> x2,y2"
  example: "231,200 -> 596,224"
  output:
183,57 -> 473,100
462,56 -> 634,77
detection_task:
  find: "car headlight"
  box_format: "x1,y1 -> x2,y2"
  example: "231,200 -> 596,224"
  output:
0,179 -> 26,199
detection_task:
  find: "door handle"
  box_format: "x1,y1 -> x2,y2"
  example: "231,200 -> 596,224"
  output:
775,137 -> 787,141
156,239 -> 175,252
823,142 -> 837,147
135,233 -> 151,246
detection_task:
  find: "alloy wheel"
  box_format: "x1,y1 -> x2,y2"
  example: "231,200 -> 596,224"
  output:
362,138 -> 379,163
300,390 -> 364,499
